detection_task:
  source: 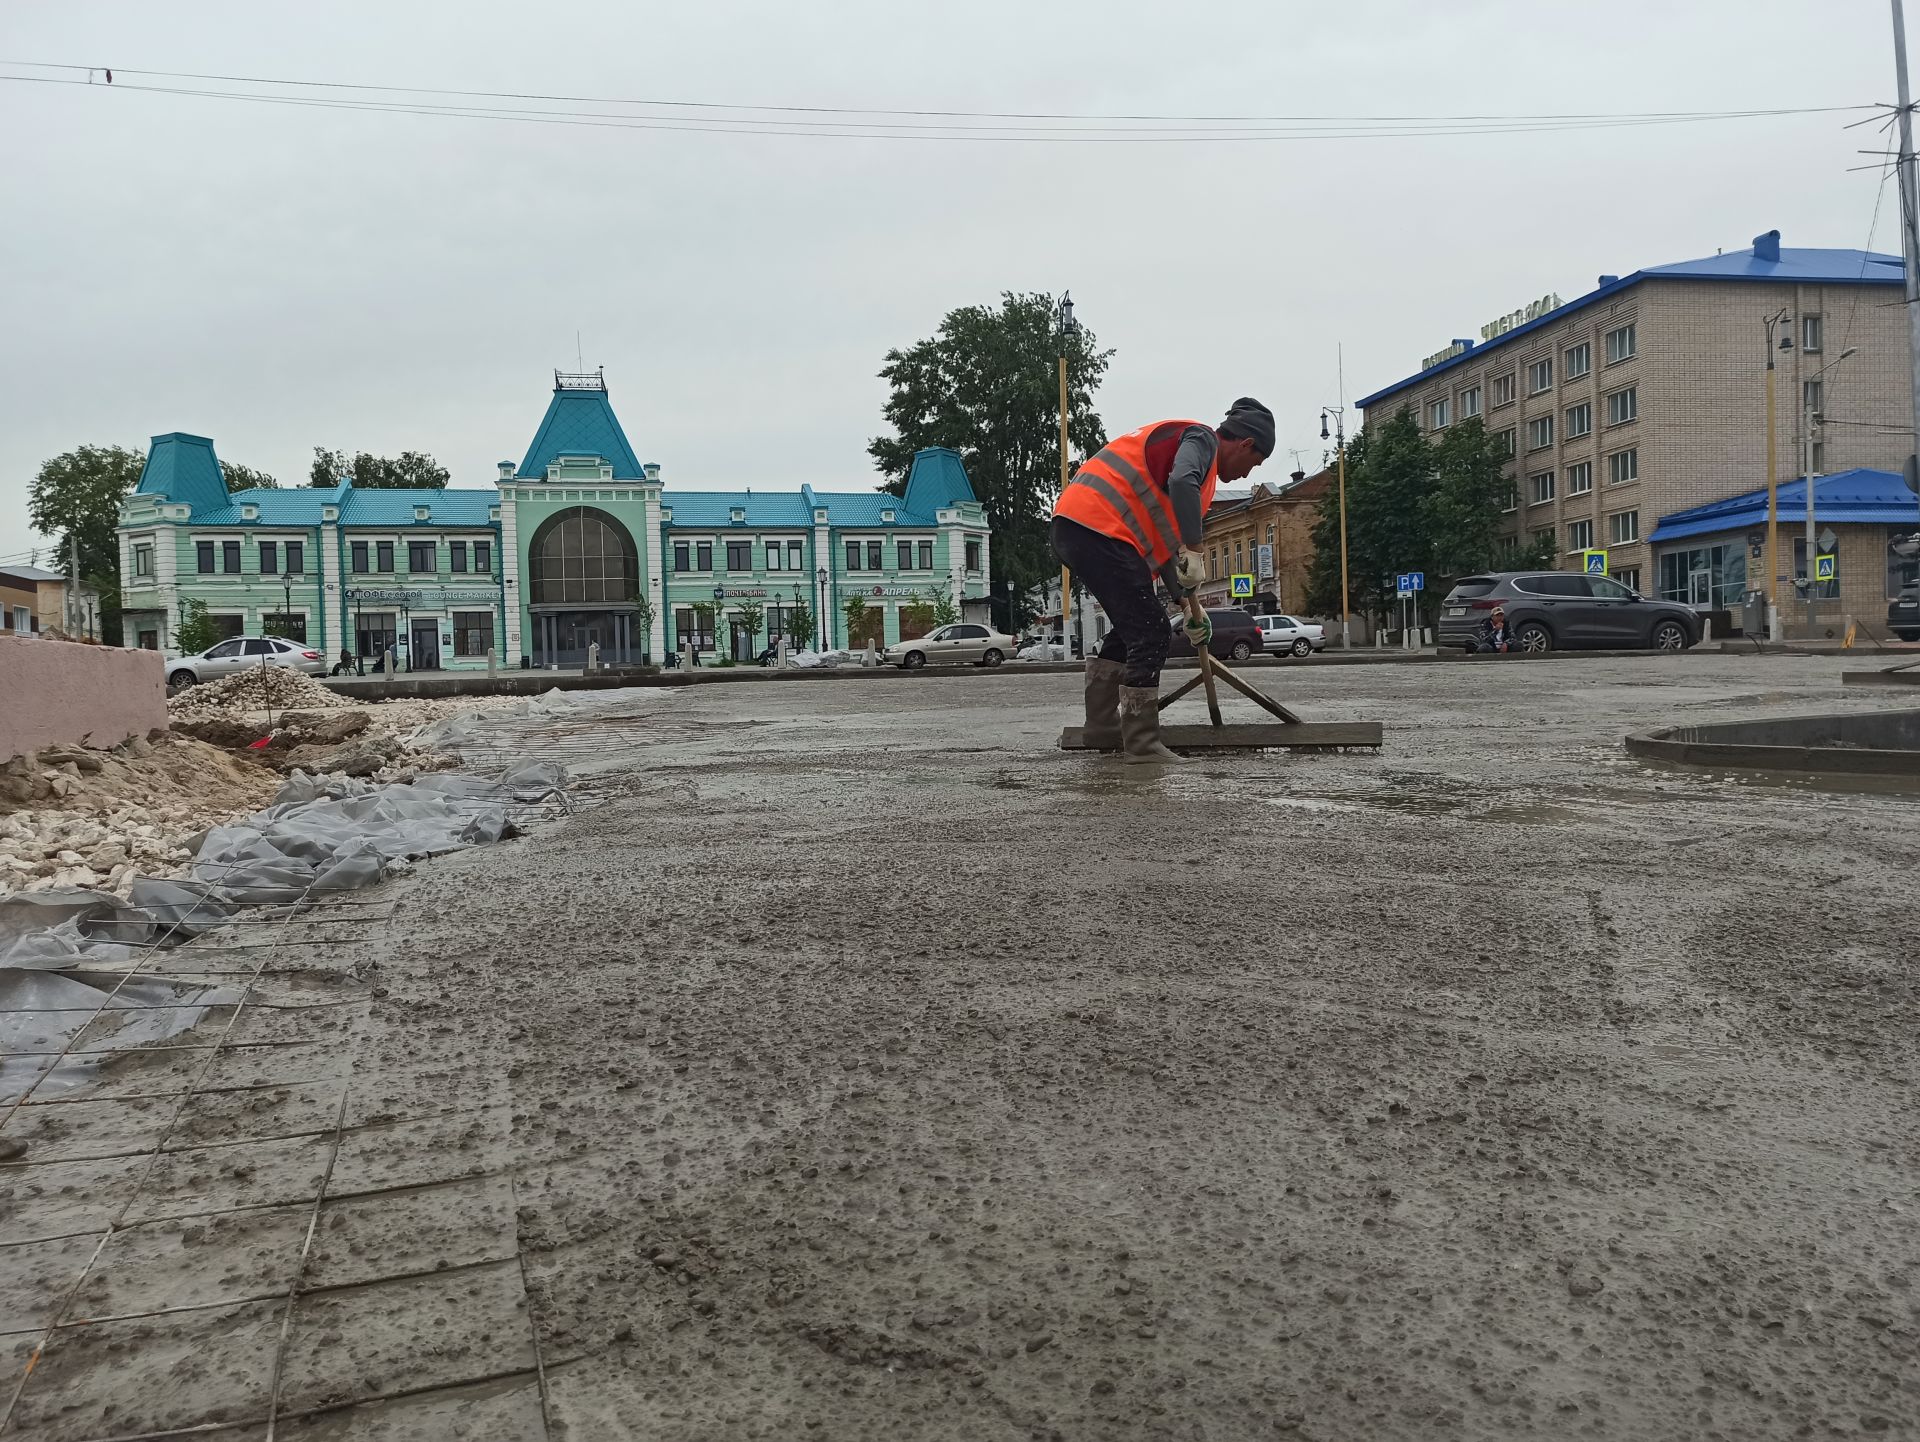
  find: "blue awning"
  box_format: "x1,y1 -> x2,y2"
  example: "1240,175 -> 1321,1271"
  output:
1650,469 -> 1919,543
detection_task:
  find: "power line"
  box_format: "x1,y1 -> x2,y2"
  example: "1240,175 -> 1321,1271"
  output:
0,64 -> 1874,144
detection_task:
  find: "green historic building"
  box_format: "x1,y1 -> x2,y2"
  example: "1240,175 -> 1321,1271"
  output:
119,371 -> 992,669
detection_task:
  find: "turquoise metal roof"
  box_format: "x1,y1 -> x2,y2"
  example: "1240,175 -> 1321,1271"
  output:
1360,232 -> 1903,409
1649,468 -> 1919,543
900,447 -> 977,515
186,484 -> 495,528
134,433 -> 231,516
517,383 -> 645,479
665,492 -> 815,527
811,492 -> 936,527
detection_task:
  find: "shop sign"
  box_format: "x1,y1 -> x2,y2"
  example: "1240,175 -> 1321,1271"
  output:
1480,292 -> 1563,342
1421,340 -> 1470,371
345,588 -> 498,605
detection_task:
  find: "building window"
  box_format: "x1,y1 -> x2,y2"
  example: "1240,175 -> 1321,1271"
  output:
965,538 -> 982,573
1527,416 -> 1554,451
222,540 -> 241,574
1527,358 -> 1553,395
450,541 -> 469,573
196,541 -> 215,574
867,540 -> 884,570
1811,440 -> 1826,472
259,541 -> 278,576
1429,397 -> 1450,429
262,612 -> 306,643
474,541 -> 491,574
133,544 -> 153,578
453,610 -> 495,657
673,541 -> 690,573
1490,373 -> 1516,407
528,506 -> 639,604
768,542 -> 785,571
1804,378 -> 1823,418
1659,544 -> 1748,607
1608,448 -> 1639,485
1496,428 -> 1517,458
674,605 -> 713,650
355,612 -> 396,660
1529,471 -> 1555,505
1567,519 -> 1594,552
285,541 -> 304,574
1606,386 -> 1638,426
696,541 -> 713,572
917,540 -> 933,569
897,540 -> 914,570
787,540 -> 803,570
1459,386 -> 1482,419
1793,538 -> 1840,598
1501,486 -> 1518,514
1615,566 -> 1641,592
726,540 -> 752,571
1802,314 -> 1823,353
1888,530 -> 1920,596
1565,342 -> 1591,380
1566,461 -> 1593,496
409,541 -> 435,573
1608,510 -> 1640,545
846,540 -> 862,571
1565,403 -> 1592,440
376,541 -> 394,573
350,541 -> 369,573
1605,323 -> 1637,365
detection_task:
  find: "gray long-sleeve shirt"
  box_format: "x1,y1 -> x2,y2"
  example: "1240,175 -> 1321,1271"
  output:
1161,425 -> 1217,594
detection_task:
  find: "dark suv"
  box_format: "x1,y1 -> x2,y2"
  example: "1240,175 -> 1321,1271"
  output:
1166,607 -> 1262,661
1438,572 -> 1701,653
1890,582 -> 1920,642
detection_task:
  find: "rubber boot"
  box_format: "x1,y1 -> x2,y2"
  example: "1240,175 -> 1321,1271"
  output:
1081,658 -> 1126,749
1118,685 -> 1183,763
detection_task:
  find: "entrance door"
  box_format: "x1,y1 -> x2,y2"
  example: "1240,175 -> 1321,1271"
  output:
731,621 -> 755,662
410,620 -> 441,671
1687,564 -> 1712,608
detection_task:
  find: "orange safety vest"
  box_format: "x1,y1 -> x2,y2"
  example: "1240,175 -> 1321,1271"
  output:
1054,419 -> 1218,567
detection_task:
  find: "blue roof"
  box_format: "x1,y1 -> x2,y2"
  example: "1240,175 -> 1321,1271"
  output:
1649,468 -> 1920,543
665,491 -> 815,528
900,447 -> 978,515
517,382 -> 645,479
1360,232 -> 1903,409
186,483 -> 495,528
134,433 -> 231,516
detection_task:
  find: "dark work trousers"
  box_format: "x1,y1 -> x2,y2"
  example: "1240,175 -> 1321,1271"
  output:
1050,516 -> 1171,689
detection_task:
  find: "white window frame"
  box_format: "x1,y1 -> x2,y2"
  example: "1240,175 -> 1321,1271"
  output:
1490,373 -> 1516,408
1608,510 -> 1640,546
1803,378 -> 1823,418
1459,386 -> 1481,419
1566,461 -> 1593,496
1527,358 -> 1553,395
1496,427 -> 1517,458
1564,342 -> 1592,381
1608,448 -> 1639,486
1606,386 -> 1638,426
1567,519 -> 1594,552
1565,403 -> 1592,440
1528,471 -> 1555,506
1429,397 -> 1451,430
1605,323 -> 1637,365
1527,415 -> 1554,451
1802,314 -> 1823,354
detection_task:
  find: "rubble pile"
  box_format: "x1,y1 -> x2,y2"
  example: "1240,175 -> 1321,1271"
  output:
0,733 -> 282,897
167,666 -> 342,719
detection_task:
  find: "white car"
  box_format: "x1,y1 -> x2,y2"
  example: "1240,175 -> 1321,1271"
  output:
167,635 -> 326,688
1252,613 -> 1326,657
886,623 -> 1017,669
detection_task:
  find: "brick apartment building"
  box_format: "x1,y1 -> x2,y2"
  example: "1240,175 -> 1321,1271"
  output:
1195,468 -> 1333,614
1355,230 -> 1909,607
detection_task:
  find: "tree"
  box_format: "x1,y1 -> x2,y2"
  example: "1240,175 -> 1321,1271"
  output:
1428,418 -> 1517,583
868,291 -> 1111,634
221,462 -> 278,491
173,597 -> 223,655
843,596 -> 870,650
633,594 -> 656,660
900,595 -> 936,636
930,587 -> 960,627
786,599 -> 816,649
309,447 -> 450,489
29,443 -> 145,646
733,598 -> 765,657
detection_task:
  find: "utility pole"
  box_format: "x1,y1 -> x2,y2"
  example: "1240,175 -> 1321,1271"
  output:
68,532 -> 80,638
1056,293 -> 1079,660
1893,0 -> 1920,495
1763,308 -> 1789,641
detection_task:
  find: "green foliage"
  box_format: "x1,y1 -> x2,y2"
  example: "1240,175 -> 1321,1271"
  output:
221,462 -> 278,491
173,597 -> 224,655
843,596 -> 869,635
633,594 -> 656,655
930,588 -> 961,627
785,599 -> 816,649
29,443 -> 145,645
732,598 -> 765,649
868,291 -> 1111,634
900,596 -> 935,635
261,614 -> 294,640
309,447 -> 450,489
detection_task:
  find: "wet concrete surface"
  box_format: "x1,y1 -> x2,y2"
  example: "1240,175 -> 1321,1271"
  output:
5,654 -> 1919,1440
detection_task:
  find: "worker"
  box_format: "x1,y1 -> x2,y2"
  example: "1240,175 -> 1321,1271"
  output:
1051,398 -> 1274,761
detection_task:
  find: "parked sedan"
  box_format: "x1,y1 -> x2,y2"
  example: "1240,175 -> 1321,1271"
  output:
1252,613 -> 1326,656
1438,573 -> 1700,653
166,635 -> 326,688
1165,607 -> 1262,662
886,623 -> 1017,669
1890,582 -> 1920,642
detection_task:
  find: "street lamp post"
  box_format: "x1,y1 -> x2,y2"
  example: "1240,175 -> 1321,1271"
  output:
1763,308 -> 1792,639
1320,407 -> 1352,648
817,567 -> 829,651
712,583 -> 725,662
1057,293 -> 1079,663
280,573 -> 294,645
1800,346 -> 1859,632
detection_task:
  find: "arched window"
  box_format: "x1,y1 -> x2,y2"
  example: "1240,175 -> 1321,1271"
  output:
529,506 -> 639,605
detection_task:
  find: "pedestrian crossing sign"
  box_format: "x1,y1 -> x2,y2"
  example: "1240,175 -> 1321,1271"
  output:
1230,574 -> 1254,598
1815,553 -> 1836,582
1579,549 -> 1608,576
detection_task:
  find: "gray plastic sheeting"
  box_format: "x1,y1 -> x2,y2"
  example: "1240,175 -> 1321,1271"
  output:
0,762 -> 567,1100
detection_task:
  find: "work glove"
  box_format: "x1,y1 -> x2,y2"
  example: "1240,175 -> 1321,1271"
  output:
1182,612 -> 1212,649
1174,549 -> 1204,591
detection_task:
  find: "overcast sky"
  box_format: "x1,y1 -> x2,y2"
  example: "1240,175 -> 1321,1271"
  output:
0,0 -> 1902,565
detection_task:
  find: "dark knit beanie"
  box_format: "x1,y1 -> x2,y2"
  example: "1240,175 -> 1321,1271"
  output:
1219,397 -> 1275,456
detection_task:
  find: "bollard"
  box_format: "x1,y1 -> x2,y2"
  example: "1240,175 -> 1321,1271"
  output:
587,641 -> 600,675
383,647 -> 394,679
777,636 -> 788,668
487,647 -> 497,679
